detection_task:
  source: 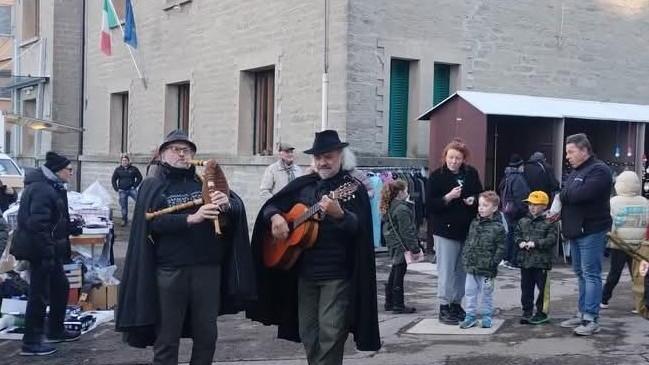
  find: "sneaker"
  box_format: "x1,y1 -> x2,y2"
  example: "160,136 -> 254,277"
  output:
631,309 -> 639,314
450,303 -> 466,321
481,316 -> 493,328
520,311 -> 533,325
459,314 -> 478,329
20,343 -> 57,356
560,316 -> 583,328
46,329 -> 81,343
600,302 -> 609,309
439,305 -> 459,325
529,312 -> 550,325
574,320 -> 600,336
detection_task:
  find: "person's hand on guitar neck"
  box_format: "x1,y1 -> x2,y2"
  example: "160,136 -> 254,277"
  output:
318,195 -> 345,220
271,214 -> 290,240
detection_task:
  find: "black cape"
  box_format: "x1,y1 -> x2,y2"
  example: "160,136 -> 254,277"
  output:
115,176 -> 257,348
246,172 -> 381,352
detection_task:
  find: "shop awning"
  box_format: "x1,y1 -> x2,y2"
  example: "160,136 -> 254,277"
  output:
0,75 -> 48,91
4,113 -> 83,133
417,91 -> 649,123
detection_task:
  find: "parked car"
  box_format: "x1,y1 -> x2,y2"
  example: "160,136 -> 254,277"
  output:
0,153 -> 24,192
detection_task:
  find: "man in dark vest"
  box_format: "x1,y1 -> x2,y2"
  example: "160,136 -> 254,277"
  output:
115,129 -> 256,365
247,130 -> 380,365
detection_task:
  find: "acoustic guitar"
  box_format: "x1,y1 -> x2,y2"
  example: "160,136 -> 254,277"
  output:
263,180 -> 360,270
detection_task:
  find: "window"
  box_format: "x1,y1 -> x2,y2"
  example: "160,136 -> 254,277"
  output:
21,99 -> 36,156
0,6 -> 11,36
0,71 -> 10,99
109,91 -> 129,153
21,0 -> 39,41
388,59 -> 409,158
253,69 -> 274,155
433,63 -> 460,106
164,82 -> 190,134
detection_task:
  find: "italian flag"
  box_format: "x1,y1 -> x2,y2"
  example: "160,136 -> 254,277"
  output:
100,0 -> 119,56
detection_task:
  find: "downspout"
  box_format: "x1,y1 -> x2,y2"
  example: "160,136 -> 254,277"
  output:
321,0 -> 329,131
76,0 -> 86,191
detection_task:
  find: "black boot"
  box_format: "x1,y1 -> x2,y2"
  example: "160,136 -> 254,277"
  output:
439,304 -> 458,325
392,286 -> 416,314
450,303 -> 466,321
384,283 -> 393,311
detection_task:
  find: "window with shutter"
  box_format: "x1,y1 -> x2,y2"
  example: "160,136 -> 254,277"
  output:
433,63 -> 451,106
389,59 -> 409,158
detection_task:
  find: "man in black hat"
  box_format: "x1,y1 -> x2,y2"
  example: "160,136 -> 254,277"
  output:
116,129 -> 256,365
259,142 -> 303,201
247,130 -> 380,364
11,151 -> 81,356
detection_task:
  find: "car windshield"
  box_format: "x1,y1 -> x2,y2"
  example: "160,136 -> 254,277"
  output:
0,159 -> 21,175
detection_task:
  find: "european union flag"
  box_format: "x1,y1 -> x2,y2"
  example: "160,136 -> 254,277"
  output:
124,0 -> 137,48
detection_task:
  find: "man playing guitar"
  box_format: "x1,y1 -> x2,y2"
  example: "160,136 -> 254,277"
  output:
248,129 -> 380,365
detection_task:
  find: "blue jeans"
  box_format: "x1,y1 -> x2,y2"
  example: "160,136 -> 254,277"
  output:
570,230 -> 607,321
464,273 -> 494,317
118,188 -> 138,220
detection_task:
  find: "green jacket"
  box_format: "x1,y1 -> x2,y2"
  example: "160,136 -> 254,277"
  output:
462,215 -> 506,278
382,200 -> 421,265
514,213 -> 557,269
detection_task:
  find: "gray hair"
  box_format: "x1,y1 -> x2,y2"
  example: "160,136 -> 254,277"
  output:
565,133 -> 592,154
341,147 -> 357,171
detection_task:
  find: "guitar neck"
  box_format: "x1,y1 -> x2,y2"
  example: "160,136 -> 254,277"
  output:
293,201 -> 326,229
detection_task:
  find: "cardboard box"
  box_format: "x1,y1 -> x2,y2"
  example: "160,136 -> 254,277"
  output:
88,285 -> 119,310
64,264 -> 82,289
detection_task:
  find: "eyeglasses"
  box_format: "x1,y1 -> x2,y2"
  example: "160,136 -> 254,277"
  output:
168,145 -> 193,155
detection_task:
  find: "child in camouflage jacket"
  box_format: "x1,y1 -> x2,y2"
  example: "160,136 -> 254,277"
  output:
514,191 -> 557,325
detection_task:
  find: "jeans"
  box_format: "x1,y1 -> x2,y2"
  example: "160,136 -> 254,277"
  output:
154,265 -> 221,365
434,235 -> 466,305
570,231 -> 607,321
297,278 -> 351,365
23,260 -> 69,345
602,248 -> 632,304
464,273 -> 494,317
118,188 -> 138,220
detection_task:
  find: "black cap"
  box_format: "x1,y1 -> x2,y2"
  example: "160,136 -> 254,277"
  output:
44,151 -> 71,173
303,130 -> 349,155
159,129 -> 197,154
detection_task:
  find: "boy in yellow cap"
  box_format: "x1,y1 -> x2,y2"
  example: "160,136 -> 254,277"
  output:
514,191 -> 558,325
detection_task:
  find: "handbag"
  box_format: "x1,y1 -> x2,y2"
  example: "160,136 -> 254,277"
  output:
387,209 -> 424,264
0,232 -> 16,273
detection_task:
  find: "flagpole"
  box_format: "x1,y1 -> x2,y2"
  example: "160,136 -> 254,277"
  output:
107,0 -> 146,87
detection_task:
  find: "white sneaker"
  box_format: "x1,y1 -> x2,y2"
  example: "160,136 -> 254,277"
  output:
560,316 -> 583,328
600,303 -> 609,309
631,309 -> 639,314
574,321 -> 600,336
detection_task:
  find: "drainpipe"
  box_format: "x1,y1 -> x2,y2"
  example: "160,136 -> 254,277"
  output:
76,0 -> 86,191
321,0 -> 329,131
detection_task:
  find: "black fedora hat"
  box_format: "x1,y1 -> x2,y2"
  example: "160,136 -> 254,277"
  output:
304,130 -> 349,155
159,129 -> 197,154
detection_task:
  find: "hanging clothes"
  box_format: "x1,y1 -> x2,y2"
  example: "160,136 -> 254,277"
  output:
367,174 -> 383,248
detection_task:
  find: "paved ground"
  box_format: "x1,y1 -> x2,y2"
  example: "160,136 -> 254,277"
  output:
1,231 -> 648,365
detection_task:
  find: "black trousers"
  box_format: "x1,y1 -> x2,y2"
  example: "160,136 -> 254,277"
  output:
602,248 -> 633,304
387,263 -> 407,294
520,268 -> 550,315
23,260 -> 69,345
154,265 -> 221,365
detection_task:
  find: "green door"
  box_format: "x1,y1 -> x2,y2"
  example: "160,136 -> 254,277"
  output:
433,64 -> 451,106
389,59 -> 409,157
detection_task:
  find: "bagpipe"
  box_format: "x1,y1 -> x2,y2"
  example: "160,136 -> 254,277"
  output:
144,160 -> 229,235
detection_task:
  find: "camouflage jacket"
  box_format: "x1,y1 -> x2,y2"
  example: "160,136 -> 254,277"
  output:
514,213 -> 557,269
462,215 -> 506,278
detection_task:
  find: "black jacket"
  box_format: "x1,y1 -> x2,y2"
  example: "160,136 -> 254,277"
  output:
524,159 -> 560,198
111,165 -> 143,191
246,172 -> 381,352
115,172 -> 257,348
11,167 -> 73,261
560,156 -> 613,239
426,164 -> 483,241
499,167 -> 531,221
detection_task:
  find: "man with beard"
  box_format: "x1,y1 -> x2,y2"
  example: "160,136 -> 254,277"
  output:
247,130 -> 380,365
260,142 -> 303,201
116,129 -> 255,365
